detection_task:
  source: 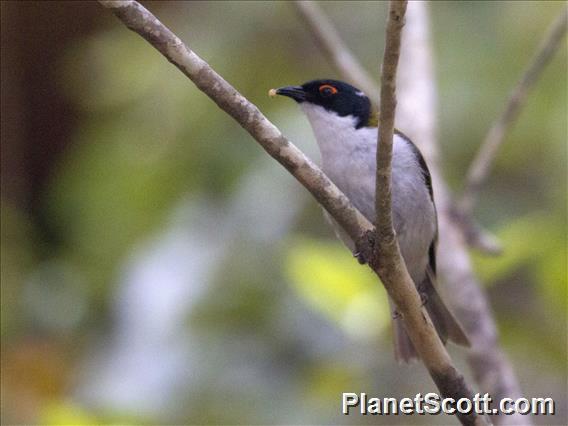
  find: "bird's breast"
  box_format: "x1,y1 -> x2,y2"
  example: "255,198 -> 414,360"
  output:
316,127 -> 436,283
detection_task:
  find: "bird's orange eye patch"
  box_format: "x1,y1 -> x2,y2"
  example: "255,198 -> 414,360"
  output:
319,84 -> 338,95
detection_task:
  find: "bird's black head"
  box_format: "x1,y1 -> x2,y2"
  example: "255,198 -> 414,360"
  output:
273,79 -> 372,128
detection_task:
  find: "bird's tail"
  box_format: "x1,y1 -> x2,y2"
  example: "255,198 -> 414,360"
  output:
391,273 -> 470,363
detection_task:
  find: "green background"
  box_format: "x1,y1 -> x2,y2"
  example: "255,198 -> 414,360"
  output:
1,1 -> 566,424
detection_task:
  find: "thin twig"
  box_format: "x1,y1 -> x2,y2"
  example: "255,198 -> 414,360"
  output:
374,0 -> 404,243
296,1 -> 529,424
292,1 -> 502,254
98,2 -> 485,424
292,0 -> 379,107
372,4 -> 483,426
459,7 -> 568,214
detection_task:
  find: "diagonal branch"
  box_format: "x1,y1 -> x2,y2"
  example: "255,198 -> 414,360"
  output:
98,1 -> 485,424
292,2 -> 501,256
459,7 -> 567,215
292,0 -> 379,107
97,0 -> 372,242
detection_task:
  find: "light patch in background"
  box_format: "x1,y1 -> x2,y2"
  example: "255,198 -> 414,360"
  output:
74,161 -> 305,420
285,237 -> 390,341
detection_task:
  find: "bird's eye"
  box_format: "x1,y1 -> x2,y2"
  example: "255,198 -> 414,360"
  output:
319,84 -> 338,97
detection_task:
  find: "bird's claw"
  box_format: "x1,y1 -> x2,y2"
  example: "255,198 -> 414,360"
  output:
353,251 -> 367,265
354,230 -> 376,266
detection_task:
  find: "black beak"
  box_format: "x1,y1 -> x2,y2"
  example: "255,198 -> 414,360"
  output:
274,85 -> 306,102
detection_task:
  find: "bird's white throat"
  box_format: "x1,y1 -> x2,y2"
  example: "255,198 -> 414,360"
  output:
300,103 -> 372,159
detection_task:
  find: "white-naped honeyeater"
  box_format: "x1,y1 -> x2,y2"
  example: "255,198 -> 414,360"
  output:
271,79 -> 470,362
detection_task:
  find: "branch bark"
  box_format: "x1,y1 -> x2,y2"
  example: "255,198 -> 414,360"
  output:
374,1 -> 405,243
292,0 -> 502,255
459,7 -> 567,215
371,4 -> 483,426
97,0 -> 372,242
295,1 -> 531,425
98,1 -> 485,424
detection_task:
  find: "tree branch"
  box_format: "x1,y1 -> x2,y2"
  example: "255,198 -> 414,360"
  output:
293,2 -> 501,256
295,1 -> 530,424
97,0 -> 372,242
374,1 -> 404,244
372,4 -> 483,426
292,0 -> 379,107
459,7 -> 567,214
98,1 -> 484,424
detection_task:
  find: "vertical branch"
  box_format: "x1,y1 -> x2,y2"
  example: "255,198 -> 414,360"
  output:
371,3 -> 485,425
99,1 -> 487,424
295,1 -> 532,424
395,1 -> 438,167
374,0 -> 406,243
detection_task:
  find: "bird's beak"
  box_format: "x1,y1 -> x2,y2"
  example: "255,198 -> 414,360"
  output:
269,85 -> 306,102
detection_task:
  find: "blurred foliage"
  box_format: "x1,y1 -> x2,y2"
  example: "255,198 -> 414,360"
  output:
286,237 -> 390,340
40,400 -> 99,426
1,205 -> 36,337
473,213 -> 567,309
1,1 -> 566,425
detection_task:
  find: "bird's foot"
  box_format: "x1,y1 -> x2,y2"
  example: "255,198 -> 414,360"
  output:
419,292 -> 428,307
353,251 -> 367,265
416,282 -> 429,307
354,230 -> 376,266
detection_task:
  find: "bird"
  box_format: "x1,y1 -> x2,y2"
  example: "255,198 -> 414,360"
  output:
270,79 -> 470,362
